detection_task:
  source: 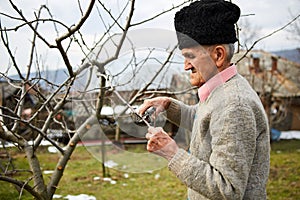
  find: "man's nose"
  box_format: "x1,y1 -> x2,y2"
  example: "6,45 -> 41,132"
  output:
184,59 -> 191,71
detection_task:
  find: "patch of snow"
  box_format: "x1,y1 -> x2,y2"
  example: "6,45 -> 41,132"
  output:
48,146 -> 59,153
53,194 -> 63,198
102,177 -> 117,184
64,194 -> 96,200
0,142 -> 16,148
93,176 -> 101,181
154,173 -> 160,180
104,160 -> 118,168
28,140 -> 52,146
280,131 -> 300,140
101,106 -> 114,116
43,170 -> 54,174
123,173 -> 129,178
102,177 -> 112,182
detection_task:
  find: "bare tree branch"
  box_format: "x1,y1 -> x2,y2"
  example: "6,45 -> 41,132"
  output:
236,13 -> 300,63
55,0 -> 96,77
131,0 -> 192,27
0,176 -> 42,199
0,25 -> 24,80
7,0 -> 55,48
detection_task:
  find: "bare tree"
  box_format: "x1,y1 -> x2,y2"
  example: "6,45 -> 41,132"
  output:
237,16 -> 260,50
286,11 -> 300,42
235,13 -> 300,63
1,1 -> 298,199
0,1 -> 193,199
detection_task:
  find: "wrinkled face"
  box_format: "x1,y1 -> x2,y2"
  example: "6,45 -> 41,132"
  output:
182,45 -> 218,87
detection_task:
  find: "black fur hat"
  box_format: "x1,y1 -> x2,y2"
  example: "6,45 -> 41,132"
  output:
174,0 -> 240,49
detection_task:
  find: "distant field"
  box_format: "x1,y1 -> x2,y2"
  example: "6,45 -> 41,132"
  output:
0,139 -> 299,200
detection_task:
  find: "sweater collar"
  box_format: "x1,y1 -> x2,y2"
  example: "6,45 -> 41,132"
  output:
198,65 -> 237,103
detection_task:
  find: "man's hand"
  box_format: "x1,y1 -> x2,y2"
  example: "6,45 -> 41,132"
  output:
138,97 -> 171,116
146,127 -> 178,161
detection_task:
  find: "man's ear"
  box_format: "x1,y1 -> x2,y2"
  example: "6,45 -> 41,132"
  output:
211,45 -> 226,69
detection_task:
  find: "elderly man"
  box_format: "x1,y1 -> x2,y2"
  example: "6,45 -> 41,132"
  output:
139,0 -> 270,199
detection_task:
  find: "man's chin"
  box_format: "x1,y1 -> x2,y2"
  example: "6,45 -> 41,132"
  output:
190,80 -> 205,88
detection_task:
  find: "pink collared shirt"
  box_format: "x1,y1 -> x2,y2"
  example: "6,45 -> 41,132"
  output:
198,65 -> 237,103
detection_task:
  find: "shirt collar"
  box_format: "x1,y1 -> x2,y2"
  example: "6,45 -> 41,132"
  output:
198,65 -> 237,103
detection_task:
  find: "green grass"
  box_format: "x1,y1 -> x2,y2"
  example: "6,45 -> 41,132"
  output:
268,140 -> 300,200
0,140 -> 299,199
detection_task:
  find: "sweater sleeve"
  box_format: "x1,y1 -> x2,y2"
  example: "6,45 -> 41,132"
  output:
166,99 -> 198,131
168,102 -> 257,199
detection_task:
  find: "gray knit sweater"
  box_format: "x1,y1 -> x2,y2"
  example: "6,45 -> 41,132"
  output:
166,74 -> 270,200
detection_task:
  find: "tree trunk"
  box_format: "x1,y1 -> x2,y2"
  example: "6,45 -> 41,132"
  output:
24,144 -> 48,200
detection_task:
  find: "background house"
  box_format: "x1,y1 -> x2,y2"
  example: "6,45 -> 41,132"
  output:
233,49 -> 300,131
0,80 -> 75,143
0,81 -> 39,140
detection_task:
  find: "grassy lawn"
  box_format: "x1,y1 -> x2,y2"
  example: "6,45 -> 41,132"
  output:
0,139 -> 299,199
268,140 -> 300,199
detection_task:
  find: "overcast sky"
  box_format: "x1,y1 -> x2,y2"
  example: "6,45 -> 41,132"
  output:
0,0 -> 299,75
137,0 -> 300,51
234,0 -> 300,50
